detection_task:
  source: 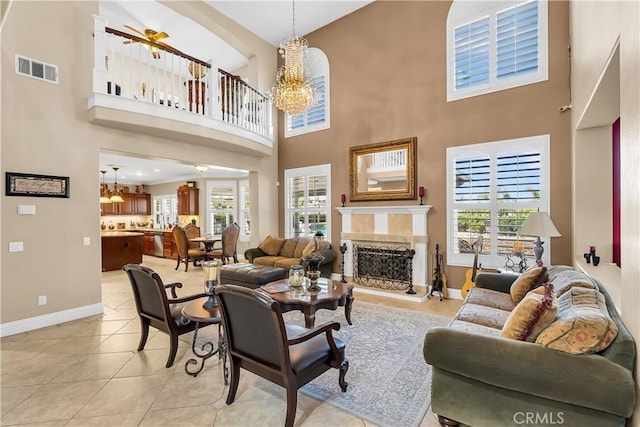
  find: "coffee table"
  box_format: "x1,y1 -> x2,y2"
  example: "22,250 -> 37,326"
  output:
262,278 -> 354,328
181,297 -> 228,384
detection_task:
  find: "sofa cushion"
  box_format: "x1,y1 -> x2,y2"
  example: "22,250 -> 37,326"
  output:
466,287 -> 516,311
456,303 -> 511,330
510,266 -> 549,303
258,236 -> 285,256
274,258 -> 304,271
293,238 -> 311,258
501,283 -> 558,342
254,256 -> 288,267
449,319 -> 502,337
302,239 -> 331,257
279,238 -> 298,258
549,270 -> 599,298
536,287 -> 618,354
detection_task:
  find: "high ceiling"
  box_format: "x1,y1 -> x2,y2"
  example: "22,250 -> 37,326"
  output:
98,0 -> 373,185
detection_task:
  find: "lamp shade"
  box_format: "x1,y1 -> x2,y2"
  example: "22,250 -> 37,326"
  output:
520,212 -> 561,237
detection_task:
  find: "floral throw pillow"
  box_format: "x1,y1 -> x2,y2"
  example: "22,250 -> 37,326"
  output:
501,283 -> 558,342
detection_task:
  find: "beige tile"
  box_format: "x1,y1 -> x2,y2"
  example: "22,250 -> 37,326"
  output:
88,332 -> 149,354
115,318 -> 142,334
74,375 -> 168,418
19,321 -> 87,340
0,385 -> 41,416
65,412 -> 146,426
151,370 -> 226,410
213,398 -> 288,427
40,335 -> 109,356
0,338 -> 63,362
114,348 -> 186,377
73,319 -> 131,336
1,353 -> 78,387
50,352 -> 134,383
140,405 -> 217,426
295,394 -> 365,426
101,307 -> 138,321
1,380 -> 106,425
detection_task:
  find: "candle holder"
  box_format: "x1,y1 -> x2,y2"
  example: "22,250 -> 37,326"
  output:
339,243 -> 348,283
340,194 -> 346,207
202,260 -> 221,308
419,195 -> 424,206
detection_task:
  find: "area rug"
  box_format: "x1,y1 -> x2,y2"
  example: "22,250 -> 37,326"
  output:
282,301 -> 451,427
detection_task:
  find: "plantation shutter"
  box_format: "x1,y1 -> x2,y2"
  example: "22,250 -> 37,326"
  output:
289,75 -> 326,130
454,17 -> 490,90
496,0 -> 539,79
453,156 -> 491,254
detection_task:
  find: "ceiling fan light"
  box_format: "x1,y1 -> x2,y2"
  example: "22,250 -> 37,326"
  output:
195,165 -> 208,173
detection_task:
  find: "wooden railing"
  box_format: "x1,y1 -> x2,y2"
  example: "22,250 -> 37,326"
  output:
91,16 -> 272,140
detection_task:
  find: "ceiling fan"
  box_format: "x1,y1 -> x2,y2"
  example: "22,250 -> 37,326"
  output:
122,25 -> 174,59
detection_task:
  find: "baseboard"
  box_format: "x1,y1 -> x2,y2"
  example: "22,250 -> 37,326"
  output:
0,303 -> 104,337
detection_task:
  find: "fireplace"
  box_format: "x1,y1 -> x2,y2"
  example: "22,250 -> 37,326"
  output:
337,205 -> 431,290
352,244 -> 415,290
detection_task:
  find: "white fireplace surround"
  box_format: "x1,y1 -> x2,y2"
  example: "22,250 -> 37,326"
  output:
337,205 -> 432,290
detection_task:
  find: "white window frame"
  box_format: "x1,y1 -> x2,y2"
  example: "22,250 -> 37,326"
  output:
284,164 -> 331,239
238,180 -> 250,242
285,48 -> 330,138
446,135 -> 550,268
206,180 -> 237,236
447,0 -> 548,102
152,194 -> 177,228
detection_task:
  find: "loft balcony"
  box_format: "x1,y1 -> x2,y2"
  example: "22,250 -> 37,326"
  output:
86,16 -> 274,157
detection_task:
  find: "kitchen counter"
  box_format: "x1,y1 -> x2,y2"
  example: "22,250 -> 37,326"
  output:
101,233 -> 143,271
100,231 -> 144,237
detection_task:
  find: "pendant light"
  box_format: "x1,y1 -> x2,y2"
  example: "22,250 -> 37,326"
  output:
110,167 -> 124,203
99,170 -> 112,203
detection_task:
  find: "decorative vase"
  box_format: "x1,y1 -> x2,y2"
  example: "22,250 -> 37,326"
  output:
306,270 -> 322,292
100,222 -> 106,230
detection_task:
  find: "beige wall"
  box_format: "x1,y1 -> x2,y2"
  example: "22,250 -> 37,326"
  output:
278,1 -> 572,288
569,1 -> 640,423
1,1 -> 278,327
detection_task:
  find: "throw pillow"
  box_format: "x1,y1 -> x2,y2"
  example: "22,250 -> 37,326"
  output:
501,283 -> 558,342
258,235 -> 285,256
535,287 -> 618,354
547,270 -> 598,298
510,266 -> 549,303
279,238 -> 298,258
293,238 -> 311,258
302,239 -> 331,257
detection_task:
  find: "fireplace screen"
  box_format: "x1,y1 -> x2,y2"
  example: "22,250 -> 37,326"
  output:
353,245 -> 415,290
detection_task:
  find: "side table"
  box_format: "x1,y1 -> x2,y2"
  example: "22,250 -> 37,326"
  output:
182,297 -> 228,384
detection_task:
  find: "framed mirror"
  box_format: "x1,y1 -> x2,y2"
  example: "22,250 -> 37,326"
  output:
349,137 -> 416,201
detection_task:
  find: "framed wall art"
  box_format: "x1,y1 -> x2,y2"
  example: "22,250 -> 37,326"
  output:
5,172 -> 70,198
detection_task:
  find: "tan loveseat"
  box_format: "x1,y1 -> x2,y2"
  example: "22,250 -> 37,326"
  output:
244,235 -> 336,278
423,266 -> 636,427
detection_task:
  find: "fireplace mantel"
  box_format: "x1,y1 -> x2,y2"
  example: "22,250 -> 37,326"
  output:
337,205 -> 432,290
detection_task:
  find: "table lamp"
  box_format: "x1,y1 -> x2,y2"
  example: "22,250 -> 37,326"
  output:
202,260 -> 221,308
519,211 -> 561,263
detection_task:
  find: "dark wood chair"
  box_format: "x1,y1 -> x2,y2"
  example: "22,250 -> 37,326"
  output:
214,284 -> 349,427
172,225 -> 206,272
183,223 -> 202,249
206,222 -> 240,264
122,264 -> 210,368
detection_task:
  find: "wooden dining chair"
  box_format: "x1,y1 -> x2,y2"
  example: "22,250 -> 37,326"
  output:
206,222 -> 240,264
172,225 -> 206,272
214,284 -> 349,427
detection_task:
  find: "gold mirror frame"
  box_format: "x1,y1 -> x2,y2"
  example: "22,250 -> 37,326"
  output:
349,137 -> 417,201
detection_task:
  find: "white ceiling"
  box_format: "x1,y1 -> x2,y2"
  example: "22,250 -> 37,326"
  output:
98,0 -> 372,184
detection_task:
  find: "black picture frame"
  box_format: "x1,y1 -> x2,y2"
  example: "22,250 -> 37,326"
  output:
5,172 -> 70,198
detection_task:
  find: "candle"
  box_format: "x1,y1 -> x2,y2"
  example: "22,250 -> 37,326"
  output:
341,194 -> 346,203
419,186 -> 425,197
514,241 -> 523,254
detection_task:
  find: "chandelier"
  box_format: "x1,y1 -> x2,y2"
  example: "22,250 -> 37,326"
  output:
270,0 -> 315,115
99,170 -> 111,203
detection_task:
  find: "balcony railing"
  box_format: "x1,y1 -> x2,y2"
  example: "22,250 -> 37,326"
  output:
90,16 -> 273,143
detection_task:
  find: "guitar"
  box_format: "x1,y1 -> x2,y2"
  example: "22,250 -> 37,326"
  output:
461,236 -> 483,299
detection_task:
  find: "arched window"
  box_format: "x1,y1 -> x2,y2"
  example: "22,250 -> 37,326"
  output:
285,48 -> 330,137
447,0 -> 548,102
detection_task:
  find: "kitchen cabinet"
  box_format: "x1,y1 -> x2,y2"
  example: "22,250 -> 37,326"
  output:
163,231 -> 177,259
143,232 -> 155,256
177,186 -> 199,215
101,193 -> 151,216
101,232 -> 143,271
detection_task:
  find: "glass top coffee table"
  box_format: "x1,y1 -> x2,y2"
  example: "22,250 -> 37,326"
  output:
261,278 -> 354,328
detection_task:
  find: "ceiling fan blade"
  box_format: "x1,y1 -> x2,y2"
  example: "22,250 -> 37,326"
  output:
124,25 -> 147,38
153,32 -> 169,41
122,40 -> 140,45
156,40 -> 175,51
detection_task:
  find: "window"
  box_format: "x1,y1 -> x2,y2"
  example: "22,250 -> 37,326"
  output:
239,180 -> 250,241
207,181 -> 236,235
447,0 -> 548,101
153,194 -> 177,228
284,164 -> 331,239
285,48 -> 330,137
447,135 -> 550,267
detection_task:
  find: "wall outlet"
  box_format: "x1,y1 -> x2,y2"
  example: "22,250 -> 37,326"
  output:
9,242 -> 24,252
38,295 -> 46,306
83,236 -> 91,246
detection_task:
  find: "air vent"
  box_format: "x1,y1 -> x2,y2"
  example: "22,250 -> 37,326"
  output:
15,54 -> 58,84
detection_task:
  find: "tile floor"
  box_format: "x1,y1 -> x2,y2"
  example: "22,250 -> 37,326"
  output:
1,256 -> 462,426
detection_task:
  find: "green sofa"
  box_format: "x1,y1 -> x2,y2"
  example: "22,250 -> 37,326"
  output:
423,268 -> 636,427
